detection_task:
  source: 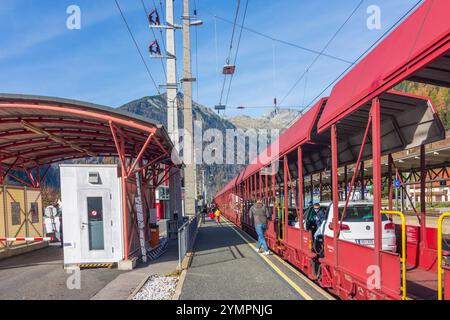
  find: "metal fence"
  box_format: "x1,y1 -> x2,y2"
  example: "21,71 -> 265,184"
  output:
178,213 -> 201,270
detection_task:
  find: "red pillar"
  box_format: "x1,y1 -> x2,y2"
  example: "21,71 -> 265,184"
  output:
331,124 -> 339,266
319,172 -> 323,201
361,161 -> 365,200
254,174 -> 258,201
388,154 -> 393,210
284,156 -> 289,237
344,165 -> 348,200
371,98 -> 382,267
420,144 -> 427,248
272,164 -> 276,220
259,172 -> 263,200
121,175 -> 129,260
265,172 -> 269,203
298,147 -> 304,251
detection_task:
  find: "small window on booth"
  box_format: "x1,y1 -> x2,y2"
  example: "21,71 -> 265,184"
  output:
88,172 -> 101,185
11,202 -> 21,225
30,202 -> 39,223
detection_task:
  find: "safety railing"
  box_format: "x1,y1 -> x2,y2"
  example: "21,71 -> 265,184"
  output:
381,210 -> 406,300
438,212 -> 450,300
178,213 -> 201,270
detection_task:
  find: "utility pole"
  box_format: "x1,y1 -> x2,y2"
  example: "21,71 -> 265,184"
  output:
165,0 -> 183,221
166,0 -> 178,140
182,0 -> 197,216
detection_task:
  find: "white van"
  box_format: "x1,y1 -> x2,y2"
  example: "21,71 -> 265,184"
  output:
316,201 -> 397,252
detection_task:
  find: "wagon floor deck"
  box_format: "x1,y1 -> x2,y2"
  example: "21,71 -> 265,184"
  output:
406,267 -> 438,300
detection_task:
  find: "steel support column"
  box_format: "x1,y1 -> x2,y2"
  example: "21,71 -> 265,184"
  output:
371,98 -> 382,268
272,165 -> 276,220
388,154 -> 393,210
344,165 -> 348,200
284,156 -> 289,236
420,144 -> 427,248
319,172 -> 323,201
331,124 -> 339,266
298,147 -> 304,251
361,161 -> 365,200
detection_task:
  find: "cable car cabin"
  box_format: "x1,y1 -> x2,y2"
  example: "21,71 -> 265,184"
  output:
223,65 -> 236,75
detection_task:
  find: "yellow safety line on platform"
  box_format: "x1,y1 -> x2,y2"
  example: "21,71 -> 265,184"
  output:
270,252 -> 335,300
222,219 -> 324,300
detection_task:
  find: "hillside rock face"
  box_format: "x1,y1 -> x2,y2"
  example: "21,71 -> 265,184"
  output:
226,108 -> 303,131
120,93 -> 236,133
119,94 -> 303,200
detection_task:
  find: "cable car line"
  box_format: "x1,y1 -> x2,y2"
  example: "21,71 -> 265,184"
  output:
302,0 -> 424,113
277,0 -> 423,135
217,0 -> 242,111
206,11 -> 353,65
282,0 -> 422,139
114,0 -> 160,94
279,0 -> 365,107
224,0 -> 249,108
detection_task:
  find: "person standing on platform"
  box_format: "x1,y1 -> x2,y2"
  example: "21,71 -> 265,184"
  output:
215,208 -> 221,223
249,200 -> 271,255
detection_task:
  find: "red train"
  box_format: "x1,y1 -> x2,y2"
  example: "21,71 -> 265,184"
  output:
215,0 -> 450,300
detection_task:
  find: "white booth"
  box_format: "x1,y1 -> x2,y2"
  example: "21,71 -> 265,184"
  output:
60,164 -> 123,266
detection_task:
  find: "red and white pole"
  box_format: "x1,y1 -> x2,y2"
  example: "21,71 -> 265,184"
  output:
0,237 -> 53,242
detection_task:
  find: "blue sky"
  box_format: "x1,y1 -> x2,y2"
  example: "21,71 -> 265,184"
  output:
0,0 -> 421,117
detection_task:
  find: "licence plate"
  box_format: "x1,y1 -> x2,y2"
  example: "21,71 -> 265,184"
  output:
356,239 -> 374,245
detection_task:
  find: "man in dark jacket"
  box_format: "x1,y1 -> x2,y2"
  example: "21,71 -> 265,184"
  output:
249,200 -> 271,255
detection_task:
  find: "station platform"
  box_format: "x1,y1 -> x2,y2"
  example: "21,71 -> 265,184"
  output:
180,218 -> 334,300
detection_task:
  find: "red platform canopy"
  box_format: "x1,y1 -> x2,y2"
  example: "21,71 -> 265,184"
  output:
318,0 -> 450,133
0,94 -> 180,186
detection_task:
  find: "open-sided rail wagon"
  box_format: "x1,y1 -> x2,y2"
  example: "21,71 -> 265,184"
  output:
216,0 -> 450,300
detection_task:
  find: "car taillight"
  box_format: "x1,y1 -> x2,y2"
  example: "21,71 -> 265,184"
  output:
384,222 -> 395,230
328,223 -> 350,231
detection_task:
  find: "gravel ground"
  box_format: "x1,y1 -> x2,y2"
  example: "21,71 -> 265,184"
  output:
133,275 -> 179,300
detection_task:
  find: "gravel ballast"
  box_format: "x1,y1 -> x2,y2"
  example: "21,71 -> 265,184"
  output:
133,275 -> 179,300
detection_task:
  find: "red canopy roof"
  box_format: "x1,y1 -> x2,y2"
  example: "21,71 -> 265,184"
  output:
0,94 -> 178,170
216,98 -> 326,196
318,0 -> 450,133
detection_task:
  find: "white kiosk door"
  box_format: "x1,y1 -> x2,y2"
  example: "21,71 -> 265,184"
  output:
79,189 -> 113,261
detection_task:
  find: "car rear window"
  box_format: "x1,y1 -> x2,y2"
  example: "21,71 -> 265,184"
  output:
338,206 -> 388,222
